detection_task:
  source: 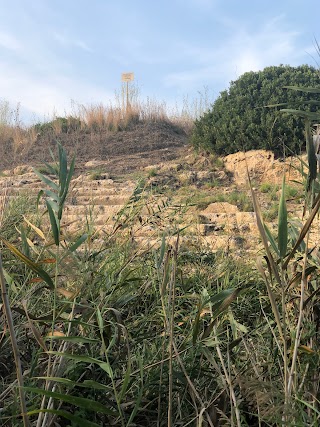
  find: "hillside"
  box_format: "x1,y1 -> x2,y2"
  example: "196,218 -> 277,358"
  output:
1,120 -> 320,426
0,120 -> 189,173
0,121 -> 310,256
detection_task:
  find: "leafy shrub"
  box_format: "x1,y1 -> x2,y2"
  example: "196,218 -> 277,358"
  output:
34,116 -> 82,134
191,64 -> 320,156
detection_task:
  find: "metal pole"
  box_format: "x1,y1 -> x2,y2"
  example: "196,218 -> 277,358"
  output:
126,81 -> 129,113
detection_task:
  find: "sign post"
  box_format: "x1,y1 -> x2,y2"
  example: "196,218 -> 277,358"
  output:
121,72 -> 134,112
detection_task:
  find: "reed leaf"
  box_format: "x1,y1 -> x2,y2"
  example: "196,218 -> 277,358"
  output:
278,176 -> 288,259
23,386 -> 117,415
0,238 -> 54,289
284,85 -> 320,94
46,200 -> 60,246
33,168 -> 59,192
27,409 -> 100,427
280,109 -> 320,121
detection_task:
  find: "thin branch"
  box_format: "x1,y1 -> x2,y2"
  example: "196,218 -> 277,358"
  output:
0,252 -> 30,427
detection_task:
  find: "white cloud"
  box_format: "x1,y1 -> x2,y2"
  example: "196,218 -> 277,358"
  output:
163,16 -> 307,92
0,60 -> 113,121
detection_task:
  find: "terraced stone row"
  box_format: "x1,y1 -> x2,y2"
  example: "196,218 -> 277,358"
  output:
0,165 -> 261,253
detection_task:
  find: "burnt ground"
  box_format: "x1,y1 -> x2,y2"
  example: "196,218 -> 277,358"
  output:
2,120 -> 189,175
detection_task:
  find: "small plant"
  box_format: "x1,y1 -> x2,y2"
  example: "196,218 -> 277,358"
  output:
285,184 -> 300,199
260,182 -> 275,193
147,168 -> 157,178
263,201 -> 279,221
88,169 -> 104,180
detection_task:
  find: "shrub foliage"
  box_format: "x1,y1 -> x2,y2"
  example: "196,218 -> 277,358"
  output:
191,64 -> 320,156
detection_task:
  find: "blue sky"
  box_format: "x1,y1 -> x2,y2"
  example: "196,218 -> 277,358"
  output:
0,0 -> 319,121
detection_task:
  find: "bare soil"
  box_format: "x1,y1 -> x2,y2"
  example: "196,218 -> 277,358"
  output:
3,121 -> 189,175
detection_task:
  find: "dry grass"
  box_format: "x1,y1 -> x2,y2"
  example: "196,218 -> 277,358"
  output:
0,85 -> 213,171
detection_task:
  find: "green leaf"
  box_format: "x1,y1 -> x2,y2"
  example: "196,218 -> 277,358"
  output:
283,192 -> 320,269
34,377 -> 112,391
192,301 -> 202,345
46,351 -> 103,365
45,336 -> 98,344
61,155 -> 76,206
100,362 -> 114,379
119,363 -> 131,402
68,234 -> 88,253
0,238 -> 54,289
26,409 -> 101,427
46,200 -> 60,246
201,288 -> 244,339
43,161 -> 59,176
44,189 -> 60,203
47,198 -> 59,213
157,233 -> 166,269
23,386 -> 117,415
263,223 -> 280,256
278,176 -> 288,258
33,168 -> 59,192
280,109 -> 320,121
284,85 -> 320,94
20,225 -> 30,258
96,307 -> 104,332
65,155 -> 76,192
58,142 -> 68,195
295,397 -> 320,416
306,120 -> 317,188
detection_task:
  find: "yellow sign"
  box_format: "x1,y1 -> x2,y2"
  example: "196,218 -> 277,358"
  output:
121,72 -> 134,82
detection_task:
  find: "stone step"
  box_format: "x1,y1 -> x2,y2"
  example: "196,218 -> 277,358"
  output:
1,187 -> 134,201
70,195 -> 131,206
198,212 -> 257,231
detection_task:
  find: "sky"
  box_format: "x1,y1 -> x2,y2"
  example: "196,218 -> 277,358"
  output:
0,0 -> 319,122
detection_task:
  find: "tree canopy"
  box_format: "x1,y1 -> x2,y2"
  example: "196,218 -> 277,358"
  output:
191,65 -> 320,156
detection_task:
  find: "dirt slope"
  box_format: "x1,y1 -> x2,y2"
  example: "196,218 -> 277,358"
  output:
4,121 -> 188,174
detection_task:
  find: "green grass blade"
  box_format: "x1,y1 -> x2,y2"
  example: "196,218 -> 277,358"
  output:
119,363 -> 131,402
43,161 -> 59,176
264,223 -> 280,256
249,177 -> 282,286
157,233 -> 166,268
306,120 -> 317,188
34,377 -> 112,391
46,351 -> 103,365
23,386 -> 117,415
283,192 -> 320,269
46,198 -> 59,213
44,189 -> 60,203
280,109 -> 320,121
65,155 -> 76,191
20,225 -> 30,258
58,142 -> 68,195
61,154 -> 76,205
295,398 -> 320,416
278,176 -> 288,258
26,409 -> 101,427
192,301 -> 202,345
202,288 -> 243,339
68,234 -> 88,253
45,336 -> 98,344
46,200 -> 60,246
0,238 -> 54,289
33,168 -> 59,192
284,85 -> 320,94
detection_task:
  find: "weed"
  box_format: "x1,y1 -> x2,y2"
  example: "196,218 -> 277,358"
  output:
147,168 -> 157,178
88,169 -> 104,181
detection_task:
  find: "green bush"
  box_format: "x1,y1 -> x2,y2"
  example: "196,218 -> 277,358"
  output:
34,116 -> 82,134
191,64 -> 320,156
